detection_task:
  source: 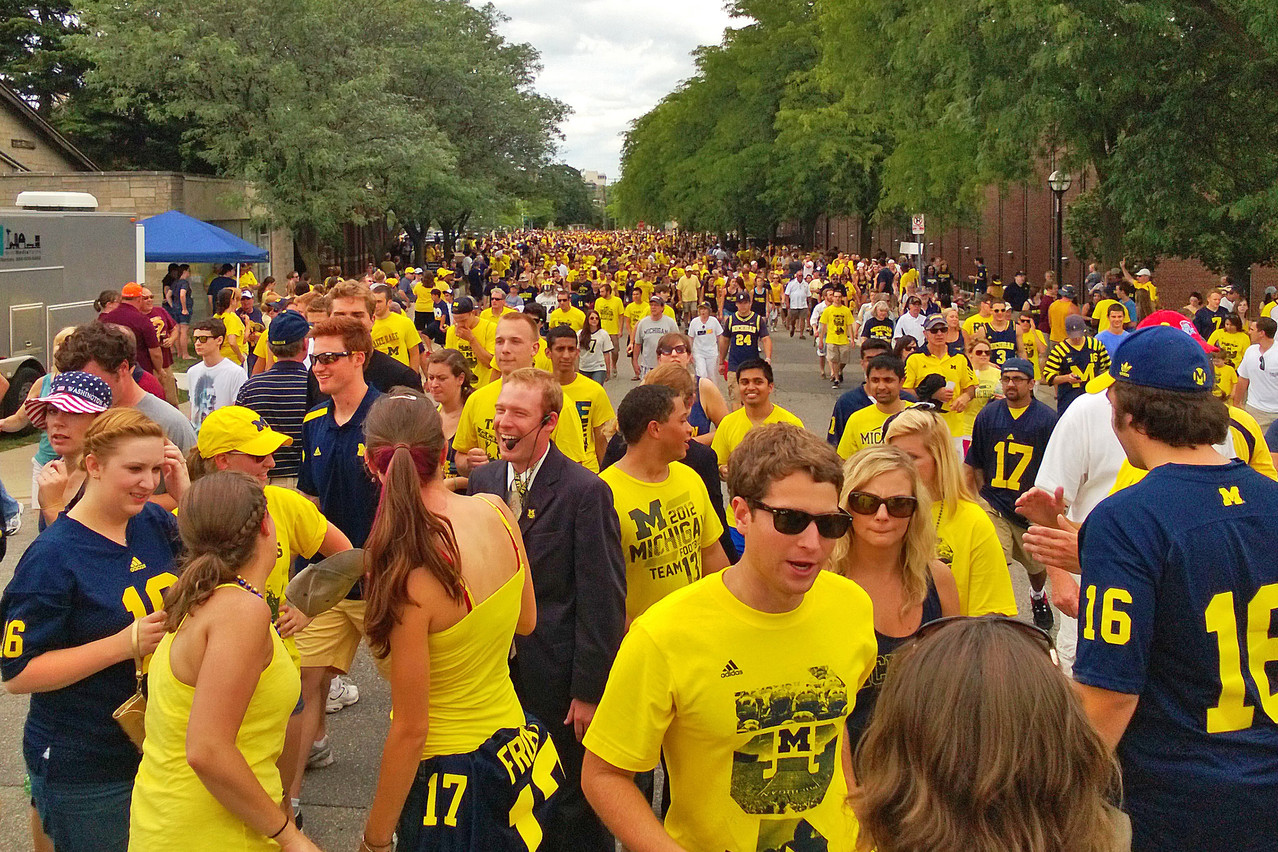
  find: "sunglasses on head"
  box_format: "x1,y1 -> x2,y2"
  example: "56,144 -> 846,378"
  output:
845,492 -> 918,518
748,499 -> 853,538
312,351 -> 352,365
915,614 -> 1058,665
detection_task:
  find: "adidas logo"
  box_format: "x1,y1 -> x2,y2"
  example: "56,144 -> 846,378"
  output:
129,556 -> 147,573
720,659 -> 743,678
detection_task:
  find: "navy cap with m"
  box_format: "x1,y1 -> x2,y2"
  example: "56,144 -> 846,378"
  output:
1107,326 -> 1214,393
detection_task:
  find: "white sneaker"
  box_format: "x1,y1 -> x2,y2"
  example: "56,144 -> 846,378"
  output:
326,676 -> 359,713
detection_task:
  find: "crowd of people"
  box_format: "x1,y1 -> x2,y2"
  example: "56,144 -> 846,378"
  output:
0,228 -> 1275,852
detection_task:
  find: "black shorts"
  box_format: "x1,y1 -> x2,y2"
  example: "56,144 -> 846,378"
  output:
397,718 -> 563,852
414,312 -> 430,332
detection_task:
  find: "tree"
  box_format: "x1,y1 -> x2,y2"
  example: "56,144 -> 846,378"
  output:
0,0 -> 86,116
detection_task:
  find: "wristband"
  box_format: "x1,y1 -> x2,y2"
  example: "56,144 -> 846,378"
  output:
268,815 -> 289,840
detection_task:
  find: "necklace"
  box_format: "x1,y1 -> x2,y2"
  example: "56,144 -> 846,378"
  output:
234,575 -> 264,600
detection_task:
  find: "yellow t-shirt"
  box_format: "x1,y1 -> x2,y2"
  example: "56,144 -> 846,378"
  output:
1214,362 -> 1238,400
1207,328 -> 1250,367
596,296 -> 624,335
452,377 -> 592,470
583,570 -> 876,852
264,485 -> 328,667
632,278 -> 653,302
678,276 -> 700,302
932,499 -> 1017,617
443,318 -> 497,386
623,301 -> 647,333
1023,329 -> 1048,382
548,306 -> 586,333
215,311 -> 246,364
836,403 -> 900,459
533,338 -> 553,373
371,311 -> 422,366
600,462 -> 724,623
1091,298 -> 1131,324
561,374 -> 615,465
819,305 -> 853,345
1048,299 -> 1073,342
962,313 -> 991,341
238,271 -> 258,289
903,351 -> 974,439
712,405 -> 806,468
413,282 -> 435,313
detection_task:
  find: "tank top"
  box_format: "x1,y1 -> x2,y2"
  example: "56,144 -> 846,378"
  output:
985,323 -> 1018,365
129,585 -> 300,851
687,381 -> 712,437
946,331 -> 967,356
33,374 -> 57,466
421,498 -> 527,758
845,580 -> 944,745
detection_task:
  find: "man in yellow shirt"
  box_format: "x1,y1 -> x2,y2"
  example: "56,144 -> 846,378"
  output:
595,282 -> 625,377
1048,285 -> 1080,342
442,297 -> 496,386
601,383 -> 727,624
962,293 -> 995,341
905,314 -> 975,439
370,284 -> 422,372
479,287 -> 511,326
817,290 -> 854,388
584,423 -> 876,852
547,326 -> 615,469
453,312 -> 592,471
677,271 -> 700,323
548,292 -> 586,332
837,354 -> 908,458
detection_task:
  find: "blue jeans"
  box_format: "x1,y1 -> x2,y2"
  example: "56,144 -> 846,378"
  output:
584,370 -> 608,384
0,477 -> 18,523
28,762 -> 132,852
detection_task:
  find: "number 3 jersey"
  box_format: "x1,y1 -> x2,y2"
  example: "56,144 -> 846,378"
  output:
584,571 -> 877,852
1075,461 -> 1278,852
0,503 -> 181,782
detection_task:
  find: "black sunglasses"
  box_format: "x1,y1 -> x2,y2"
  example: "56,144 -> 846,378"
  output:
659,345 -> 689,355
915,614 -> 1058,665
748,500 -> 852,538
312,351 -> 352,365
845,492 -> 918,518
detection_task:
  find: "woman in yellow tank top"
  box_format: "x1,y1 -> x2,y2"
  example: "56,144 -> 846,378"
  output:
128,472 -> 316,852
358,390 -> 560,852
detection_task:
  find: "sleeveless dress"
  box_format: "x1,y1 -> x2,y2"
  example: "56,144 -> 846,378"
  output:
846,580 -> 944,745
397,499 -> 562,852
129,585 -> 300,851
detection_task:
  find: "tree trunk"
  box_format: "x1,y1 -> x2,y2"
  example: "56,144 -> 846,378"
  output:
1226,262 -> 1253,305
295,224 -> 322,280
858,215 -> 873,259
800,213 -> 818,250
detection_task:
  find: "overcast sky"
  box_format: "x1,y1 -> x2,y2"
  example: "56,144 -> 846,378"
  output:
493,0 -> 736,180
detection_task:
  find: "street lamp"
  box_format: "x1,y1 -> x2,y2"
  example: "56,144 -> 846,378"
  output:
1048,169 -> 1072,287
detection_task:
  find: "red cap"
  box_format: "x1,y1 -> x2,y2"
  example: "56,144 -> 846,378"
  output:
1137,310 -> 1210,351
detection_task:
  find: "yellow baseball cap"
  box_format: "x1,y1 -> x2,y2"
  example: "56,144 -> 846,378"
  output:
197,406 -> 291,459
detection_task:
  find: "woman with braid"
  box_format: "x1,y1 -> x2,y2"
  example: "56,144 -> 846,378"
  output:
128,472 -> 319,852
358,389 -> 559,852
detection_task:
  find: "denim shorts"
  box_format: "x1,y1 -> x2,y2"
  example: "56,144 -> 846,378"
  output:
27,755 -> 133,852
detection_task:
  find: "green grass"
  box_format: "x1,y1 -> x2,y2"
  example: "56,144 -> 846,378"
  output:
0,430 -> 42,453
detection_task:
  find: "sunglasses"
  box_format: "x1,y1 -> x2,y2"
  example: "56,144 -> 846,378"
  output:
972,349 -> 991,356
230,450 -> 272,464
915,614 -> 1058,665
748,500 -> 853,538
312,351 -> 352,365
192,334 -> 215,343
659,345 -> 689,355
844,492 -> 918,518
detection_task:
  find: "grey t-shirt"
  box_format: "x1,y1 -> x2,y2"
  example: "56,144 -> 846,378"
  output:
134,392 -> 197,455
635,315 -> 679,369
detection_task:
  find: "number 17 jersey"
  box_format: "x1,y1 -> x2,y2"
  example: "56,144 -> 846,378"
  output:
1075,461 -> 1278,852
964,398 -> 1057,526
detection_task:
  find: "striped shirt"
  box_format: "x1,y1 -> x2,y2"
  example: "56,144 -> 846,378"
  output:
235,360 -> 312,478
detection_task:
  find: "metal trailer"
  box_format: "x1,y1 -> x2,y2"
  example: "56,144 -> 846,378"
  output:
0,192 -> 143,415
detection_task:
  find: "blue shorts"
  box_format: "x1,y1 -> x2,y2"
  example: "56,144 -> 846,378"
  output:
28,755 -> 132,852
397,718 -> 562,852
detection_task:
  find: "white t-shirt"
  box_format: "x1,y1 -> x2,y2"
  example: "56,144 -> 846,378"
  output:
688,316 -> 723,357
894,311 -> 927,345
784,279 -> 809,309
187,358 -> 247,431
1033,390 -> 1127,526
810,300 -> 829,332
1238,342 -> 1278,413
579,328 -> 614,373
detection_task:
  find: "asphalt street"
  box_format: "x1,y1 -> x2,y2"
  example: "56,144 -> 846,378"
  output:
0,325 -> 1035,851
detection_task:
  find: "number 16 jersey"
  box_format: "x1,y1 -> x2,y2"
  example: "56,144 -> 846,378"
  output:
1075,461 -> 1278,852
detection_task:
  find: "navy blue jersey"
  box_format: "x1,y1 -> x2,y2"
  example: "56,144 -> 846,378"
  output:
299,386 -> 381,592
859,317 -> 894,342
984,323 -> 1018,364
396,719 -> 563,852
964,399 -> 1057,526
1,504 -> 181,782
724,311 -> 768,370
1075,461 -> 1278,852
1043,337 -> 1110,414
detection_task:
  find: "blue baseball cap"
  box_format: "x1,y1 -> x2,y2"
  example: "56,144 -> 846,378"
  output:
267,310 -> 310,346
1098,325 -> 1214,393
999,357 -> 1035,379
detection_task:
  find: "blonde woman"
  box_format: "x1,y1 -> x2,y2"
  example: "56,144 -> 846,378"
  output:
831,446 -> 959,744
850,617 -> 1127,852
884,408 -> 1015,617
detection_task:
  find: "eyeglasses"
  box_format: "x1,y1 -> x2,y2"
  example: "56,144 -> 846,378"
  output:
312,351 -> 352,365
748,500 -> 853,538
915,614 -> 1058,665
192,334 -> 214,343
844,492 -> 918,518
230,451 -> 272,464
658,345 -> 689,355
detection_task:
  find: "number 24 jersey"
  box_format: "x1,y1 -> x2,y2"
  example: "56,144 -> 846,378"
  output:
1075,461 -> 1278,852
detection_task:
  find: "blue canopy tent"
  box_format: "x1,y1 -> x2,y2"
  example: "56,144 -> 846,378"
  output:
139,210 -> 269,263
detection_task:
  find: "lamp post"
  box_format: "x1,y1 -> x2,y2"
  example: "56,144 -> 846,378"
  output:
1048,169 -> 1072,288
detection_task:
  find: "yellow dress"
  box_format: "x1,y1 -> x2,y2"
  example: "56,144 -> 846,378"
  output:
129,587 -> 300,851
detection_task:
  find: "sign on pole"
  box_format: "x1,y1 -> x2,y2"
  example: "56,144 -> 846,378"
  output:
899,241 -> 921,255
911,214 -> 925,235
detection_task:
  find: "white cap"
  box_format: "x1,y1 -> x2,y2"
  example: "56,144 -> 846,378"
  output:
1137,268 -> 1152,277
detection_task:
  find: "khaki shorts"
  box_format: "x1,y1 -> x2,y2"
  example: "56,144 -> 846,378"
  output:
827,342 -> 850,367
989,510 -> 1045,578
295,598 -> 366,673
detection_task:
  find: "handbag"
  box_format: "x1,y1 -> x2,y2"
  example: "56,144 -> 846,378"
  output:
112,619 -> 147,752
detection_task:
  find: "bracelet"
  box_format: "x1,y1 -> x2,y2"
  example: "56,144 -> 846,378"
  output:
267,815 -> 290,839
360,835 -> 394,852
